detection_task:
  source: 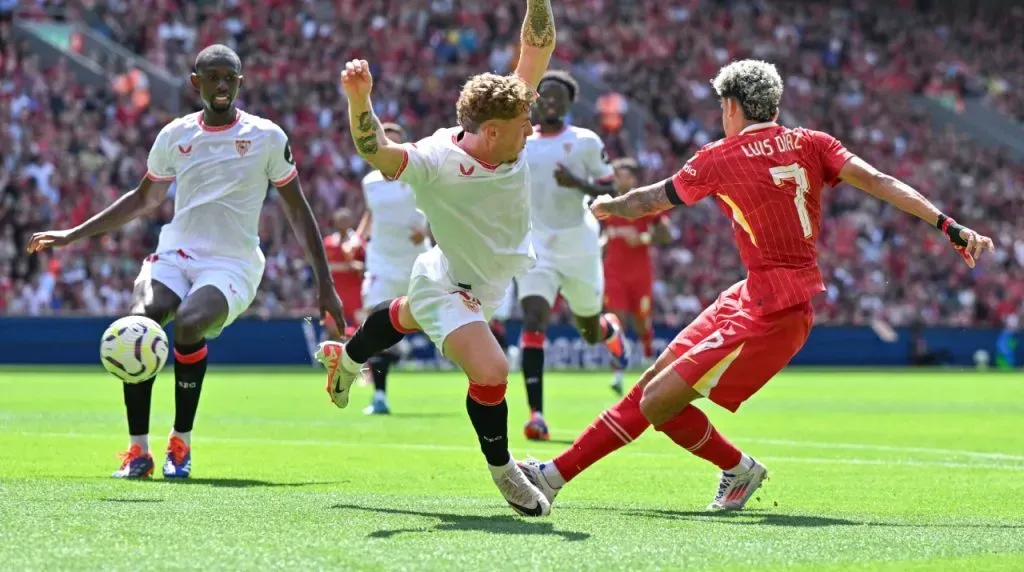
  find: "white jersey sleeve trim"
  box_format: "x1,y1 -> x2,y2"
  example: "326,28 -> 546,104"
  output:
271,168 -> 298,187
385,149 -> 410,182
145,171 -> 176,182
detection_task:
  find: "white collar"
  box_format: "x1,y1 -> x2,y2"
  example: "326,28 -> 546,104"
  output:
739,122 -> 779,135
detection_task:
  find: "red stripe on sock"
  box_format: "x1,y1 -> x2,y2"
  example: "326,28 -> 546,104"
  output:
468,381 -> 507,406
553,383 -> 649,482
174,344 -> 208,364
641,332 -> 654,358
655,405 -> 742,470
521,330 -> 545,349
388,297 -> 417,334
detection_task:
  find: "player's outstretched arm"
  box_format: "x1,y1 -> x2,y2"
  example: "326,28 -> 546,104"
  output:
26,177 -> 171,253
515,0 -> 556,89
589,179 -> 676,221
340,60 -> 406,179
276,177 -> 347,328
839,156 -> 994,267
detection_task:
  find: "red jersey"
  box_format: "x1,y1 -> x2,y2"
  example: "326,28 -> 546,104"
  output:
670,122 -> 854,315
324,231 -> 365,292
603,214 -> 665,274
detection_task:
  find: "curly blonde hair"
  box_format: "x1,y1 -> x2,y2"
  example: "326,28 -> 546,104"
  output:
456,73 -> 536,133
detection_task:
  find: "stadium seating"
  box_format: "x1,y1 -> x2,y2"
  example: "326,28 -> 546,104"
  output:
1,0 -> 1021,327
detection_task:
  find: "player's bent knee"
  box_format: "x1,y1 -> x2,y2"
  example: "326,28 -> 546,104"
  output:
173,308 -> 225,344
468,358 -> 510,386
638,391 -> 673,426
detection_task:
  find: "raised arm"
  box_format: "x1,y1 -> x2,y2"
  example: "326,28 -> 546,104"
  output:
515,0 -> 556,89
340,59 -> 407,179
838,156 -> 993,266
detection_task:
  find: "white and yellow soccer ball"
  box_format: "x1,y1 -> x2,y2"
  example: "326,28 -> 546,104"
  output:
99,316 -> 169,383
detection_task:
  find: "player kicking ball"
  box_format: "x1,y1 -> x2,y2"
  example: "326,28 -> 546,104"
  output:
601,158 -> 672,394
353,123 -> 430,415
27,45 -> 345,479
518,70 -> 628,441
518,59 -> 994,511
317,0 -> 557,516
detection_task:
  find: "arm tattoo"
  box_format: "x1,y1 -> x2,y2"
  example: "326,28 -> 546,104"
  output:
356,134 -> 379,155
602,183 -> 674,219
357,112 -> 373,132
523,0 -> 555,48
353,111 -> 382,155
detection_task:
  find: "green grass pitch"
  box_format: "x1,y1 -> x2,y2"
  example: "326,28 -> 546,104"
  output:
1,367 -> 1022,570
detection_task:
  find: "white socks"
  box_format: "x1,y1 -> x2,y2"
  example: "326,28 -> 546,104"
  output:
728,454 -> 754,475
129,434 -> 149,454
488,457 -> 516,480
540,462 -> 566,488
171,430 -> 191,446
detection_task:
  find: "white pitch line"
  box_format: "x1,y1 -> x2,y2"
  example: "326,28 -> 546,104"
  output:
12,431 -> 1024,472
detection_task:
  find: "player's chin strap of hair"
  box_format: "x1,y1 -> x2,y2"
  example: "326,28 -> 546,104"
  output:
936,214 -> 969,247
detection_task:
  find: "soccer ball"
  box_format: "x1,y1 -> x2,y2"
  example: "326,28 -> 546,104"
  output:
100,316 -> 169,383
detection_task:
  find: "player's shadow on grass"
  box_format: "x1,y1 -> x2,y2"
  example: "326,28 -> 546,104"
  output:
162,478 -> 348,489
331,503 -> 590,542
596,508 -> 1024,531
591,507 -> 857,528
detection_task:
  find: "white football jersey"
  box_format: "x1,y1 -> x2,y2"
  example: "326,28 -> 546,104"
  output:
146,110 -> 296,261
395,127 -> 535,290
526,125 -> 614,231
361,170 -> 429,280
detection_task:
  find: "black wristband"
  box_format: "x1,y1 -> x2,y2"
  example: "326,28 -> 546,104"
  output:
937,213 -> 969,247
664,179 -> 683,206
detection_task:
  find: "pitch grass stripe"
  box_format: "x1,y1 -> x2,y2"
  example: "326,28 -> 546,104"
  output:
15,431 -> 1024,472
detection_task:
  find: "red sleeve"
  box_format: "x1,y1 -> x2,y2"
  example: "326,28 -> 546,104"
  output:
670,145 -> 718,206
810,130 -> 855,187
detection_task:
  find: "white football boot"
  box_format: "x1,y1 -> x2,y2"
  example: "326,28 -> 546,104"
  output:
315,341 -> 360,408
493,461 -> 551,517
707,458 -> 768,511
517,458 -> 562,505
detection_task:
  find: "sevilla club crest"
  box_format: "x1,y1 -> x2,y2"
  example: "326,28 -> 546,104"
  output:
563,142 -> 573,155
235,139 -> 252,157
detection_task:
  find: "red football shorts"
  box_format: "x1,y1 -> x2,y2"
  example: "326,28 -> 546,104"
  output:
603,269 -> 653,318
666,281 -> 813,412
326,283 -> 362,330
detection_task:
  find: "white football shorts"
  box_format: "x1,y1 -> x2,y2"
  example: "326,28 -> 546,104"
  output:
406,247 -> 507,353
135,248 -> 263,338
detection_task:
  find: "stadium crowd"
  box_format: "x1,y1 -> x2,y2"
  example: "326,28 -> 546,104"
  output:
1,0 -> 1021,329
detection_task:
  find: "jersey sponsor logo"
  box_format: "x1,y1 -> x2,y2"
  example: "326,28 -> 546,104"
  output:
284,142 -> 294,165
177,144 -> 193,157
459,164 -> 476,177
235,139 -> 251,157
600,148 -> 610,164
682,162 -> 697,177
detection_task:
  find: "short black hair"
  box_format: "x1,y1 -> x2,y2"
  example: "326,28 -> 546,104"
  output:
611,157 -> 641,176
381,122 -> 405,138
538,70 -> 579,102
195,44 -> 242,72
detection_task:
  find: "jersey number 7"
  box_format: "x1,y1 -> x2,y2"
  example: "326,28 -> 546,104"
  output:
769,163 -> 813,239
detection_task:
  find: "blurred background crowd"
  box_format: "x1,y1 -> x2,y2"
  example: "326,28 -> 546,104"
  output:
1,0 -> 1021,329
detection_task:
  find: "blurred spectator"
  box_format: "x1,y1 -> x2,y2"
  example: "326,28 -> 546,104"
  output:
1,0 -> 1021,329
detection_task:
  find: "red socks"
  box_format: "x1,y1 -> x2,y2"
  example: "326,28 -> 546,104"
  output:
655,405 -> 742,470
553,383 -> 650,482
